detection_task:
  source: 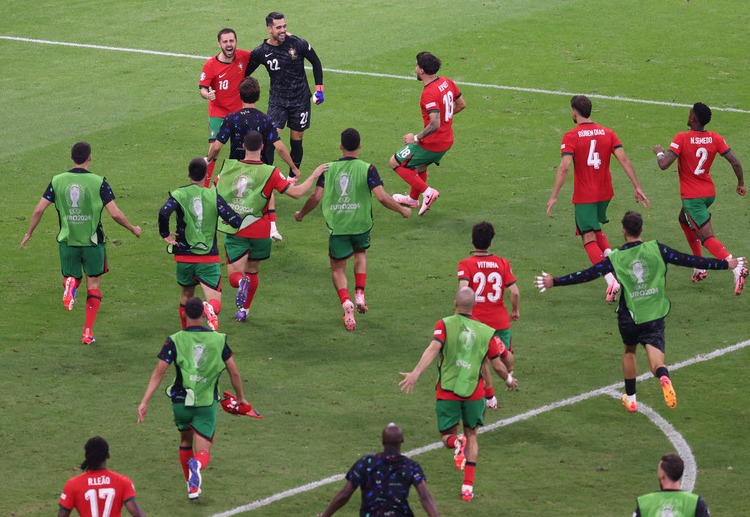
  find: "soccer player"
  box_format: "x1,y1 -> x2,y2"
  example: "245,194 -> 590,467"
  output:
318,423 -> 440,517
294,128 -> 411,330
158,158 -> 243,331
457,221 -> 518,409
652,102 -> 747,294
535,211 -> 744,412
391,51 -> 466,215
633,453 -> 711,517
20,142 -> 141,345
245,12 -> 324,180
137,296 -> 254,501
547,95 -> 650,303
215,131 -> 327,322
199,28 -> 251,186
207,76 -> 300,242
58,436 -> 145,517
399,287 -> 517,502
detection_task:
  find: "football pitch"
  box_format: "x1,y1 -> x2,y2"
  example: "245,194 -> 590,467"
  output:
2,1 -> 749,515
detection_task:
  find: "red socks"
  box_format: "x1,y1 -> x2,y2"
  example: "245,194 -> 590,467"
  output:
680,223 -> 702,256
203,161 -> 216,187
446,435 -> 459,449
584,241 -> 605,265
208,298 -> 221,315
464,462 -> 476,486
354,273 -> 367,292
594,231 -> 611,254
195,450 -> 211,469
337,288 -> 351,305
84,290 -> 102,331
409,172 -> 428,200
394,166 -> 428,195
179,446 -> 194,480
243,273 -> 259,309
703,236 -> 729,260
179,304 -> 187,329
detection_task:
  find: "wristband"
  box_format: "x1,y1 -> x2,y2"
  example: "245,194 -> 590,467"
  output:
657,152 -> 665,159
414,134 -> 419,143
315,85 -> 324,92
484,385 -> 495,398
505,373 -> 514,387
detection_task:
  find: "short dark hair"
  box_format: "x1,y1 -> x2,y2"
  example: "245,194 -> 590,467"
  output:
340,128 -> 361,152
244,130 -> 263,152
266,12 -> 284,26
80,436 -> 109,471
188,158 -> 207,182
416,52 -> 441,75
217,28 -> 236,42
622,210 -> 643,238
239,77 -> 260,104
71,142 -> 91,165
571,95 -> 592,118
660,453 -> 685,482
472,221 -> 495,250
185,297 -> 204,319
693,102 -> 712,126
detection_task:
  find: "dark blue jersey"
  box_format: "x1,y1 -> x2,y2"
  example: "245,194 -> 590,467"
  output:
216,107 -> 280,161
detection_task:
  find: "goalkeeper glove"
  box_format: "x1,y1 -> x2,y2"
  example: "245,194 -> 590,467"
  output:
314,85 -> 324,105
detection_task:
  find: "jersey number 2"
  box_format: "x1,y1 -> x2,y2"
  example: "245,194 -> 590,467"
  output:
84,488 -> 116,517
694,147 -> 708,175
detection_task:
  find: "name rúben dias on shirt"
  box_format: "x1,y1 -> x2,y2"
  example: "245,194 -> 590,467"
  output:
577,129 -> 606,137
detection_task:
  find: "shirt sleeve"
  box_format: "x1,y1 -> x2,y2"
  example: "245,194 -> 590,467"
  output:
457,259 -> 470,282
120,475 -> 137,502
367,165 -> 384,190
158,196 -> 178,238
410,460 -> 426,486
553,259 -> 613,286
658,242 -> 728,270
199,59 -> 215,88
695,496 -> 710,517
432,320 -> 446,344
157,337 -> 177,364
301,38 -> 324,85
222,340 -> 233,362
560,130 -> 575,156
100,178 -> 115,205
270,169 -> 292,194
345,456 -> 366,487
216,117 -> 231,144
668,132 -> 683,156
43,182 -> 55,202
316,173 -> 325,188
58,478 -> 77,511
610,129 -> 623,150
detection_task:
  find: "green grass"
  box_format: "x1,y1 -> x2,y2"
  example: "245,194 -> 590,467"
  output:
2,1 -> 749,515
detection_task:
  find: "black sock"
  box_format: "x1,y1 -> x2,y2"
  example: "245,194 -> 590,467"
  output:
624,378 -> 637,396
290,139 -> 303,174
655,367 -> 669,379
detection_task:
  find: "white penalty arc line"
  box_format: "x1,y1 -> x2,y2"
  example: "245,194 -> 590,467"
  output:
209,339 -> 750,516
2,35 -> 750,115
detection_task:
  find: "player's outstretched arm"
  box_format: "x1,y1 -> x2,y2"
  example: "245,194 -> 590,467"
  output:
20,198 -> 52,248
416,481 -> 440,517
614,147 -> 650,207
105,201 -> 142,237
534,271 -> 553,293
137,360 -> 169,423
399,340 -> 441,393
547,155 -> 572,217
295,186 -> 323,222
286,164 -> 329,199
652,144 -> 677,170
318,481 -> 356,517
373,186 -> 411,218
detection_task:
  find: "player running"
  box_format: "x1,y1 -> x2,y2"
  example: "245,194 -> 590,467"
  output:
652,101 -> 747,294
391,51 -> 466,215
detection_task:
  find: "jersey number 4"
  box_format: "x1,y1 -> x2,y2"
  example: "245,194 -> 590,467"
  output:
83,488 -> 116,517
473,271 -> 503,303
587,140 -> 602,169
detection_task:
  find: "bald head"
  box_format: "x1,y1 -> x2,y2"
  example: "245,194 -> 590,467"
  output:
455,287 -> 476,313
382,423 -> 404,449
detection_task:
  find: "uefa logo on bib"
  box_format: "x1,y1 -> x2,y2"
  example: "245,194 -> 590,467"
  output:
628,259 -> 650,287
65,183 -> 85,214
336,172 -> 351,202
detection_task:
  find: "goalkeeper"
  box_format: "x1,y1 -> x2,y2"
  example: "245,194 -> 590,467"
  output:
137,297 -> 259,500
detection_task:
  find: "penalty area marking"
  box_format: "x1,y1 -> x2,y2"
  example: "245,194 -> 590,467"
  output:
209,339 -> 750,516
2,35 -> 750,114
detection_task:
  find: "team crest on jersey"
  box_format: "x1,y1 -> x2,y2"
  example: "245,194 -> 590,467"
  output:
288,47 -> 298,60
189,196 -> 204,229
335,172 -> 351,202
459,327 -> 475,351
65,183 -> 85,214
627,259 -> 650,286
193,344 -> 206,369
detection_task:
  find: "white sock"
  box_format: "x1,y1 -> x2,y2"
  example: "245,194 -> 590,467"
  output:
271,221 -> 278,233
626,394 -> 636,404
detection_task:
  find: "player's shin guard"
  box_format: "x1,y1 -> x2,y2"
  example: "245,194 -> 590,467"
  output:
583,241 -> 605,265
703,236 -> 730,260
195,450 -> 211,469
243,272 -> 259,310
179,304 -> 188,329
680,223 -> 702,256
229,271 -> 244,288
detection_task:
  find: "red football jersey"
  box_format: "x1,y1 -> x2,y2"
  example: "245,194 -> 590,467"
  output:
560,122 -> 621,204
457,254 -> 516,330
199,49 -> 251,118
58,469 -> 137,517
668,130 -> 731,199
419,77 -> 462,152
224,162 -> 291,239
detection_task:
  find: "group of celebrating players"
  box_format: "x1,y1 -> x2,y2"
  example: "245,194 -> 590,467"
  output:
19,9 -> 746,516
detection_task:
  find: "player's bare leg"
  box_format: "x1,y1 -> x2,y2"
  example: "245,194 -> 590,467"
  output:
645,344 -> 676,408
353,250 -> 368,313
621,344 -> 638,412
81,275 -> 102,344
331,257 -> 355,330
199,283 -> 222,331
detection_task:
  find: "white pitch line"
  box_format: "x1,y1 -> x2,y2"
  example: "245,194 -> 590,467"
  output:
210,339 -> 750,516
2,35 -> 750,114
